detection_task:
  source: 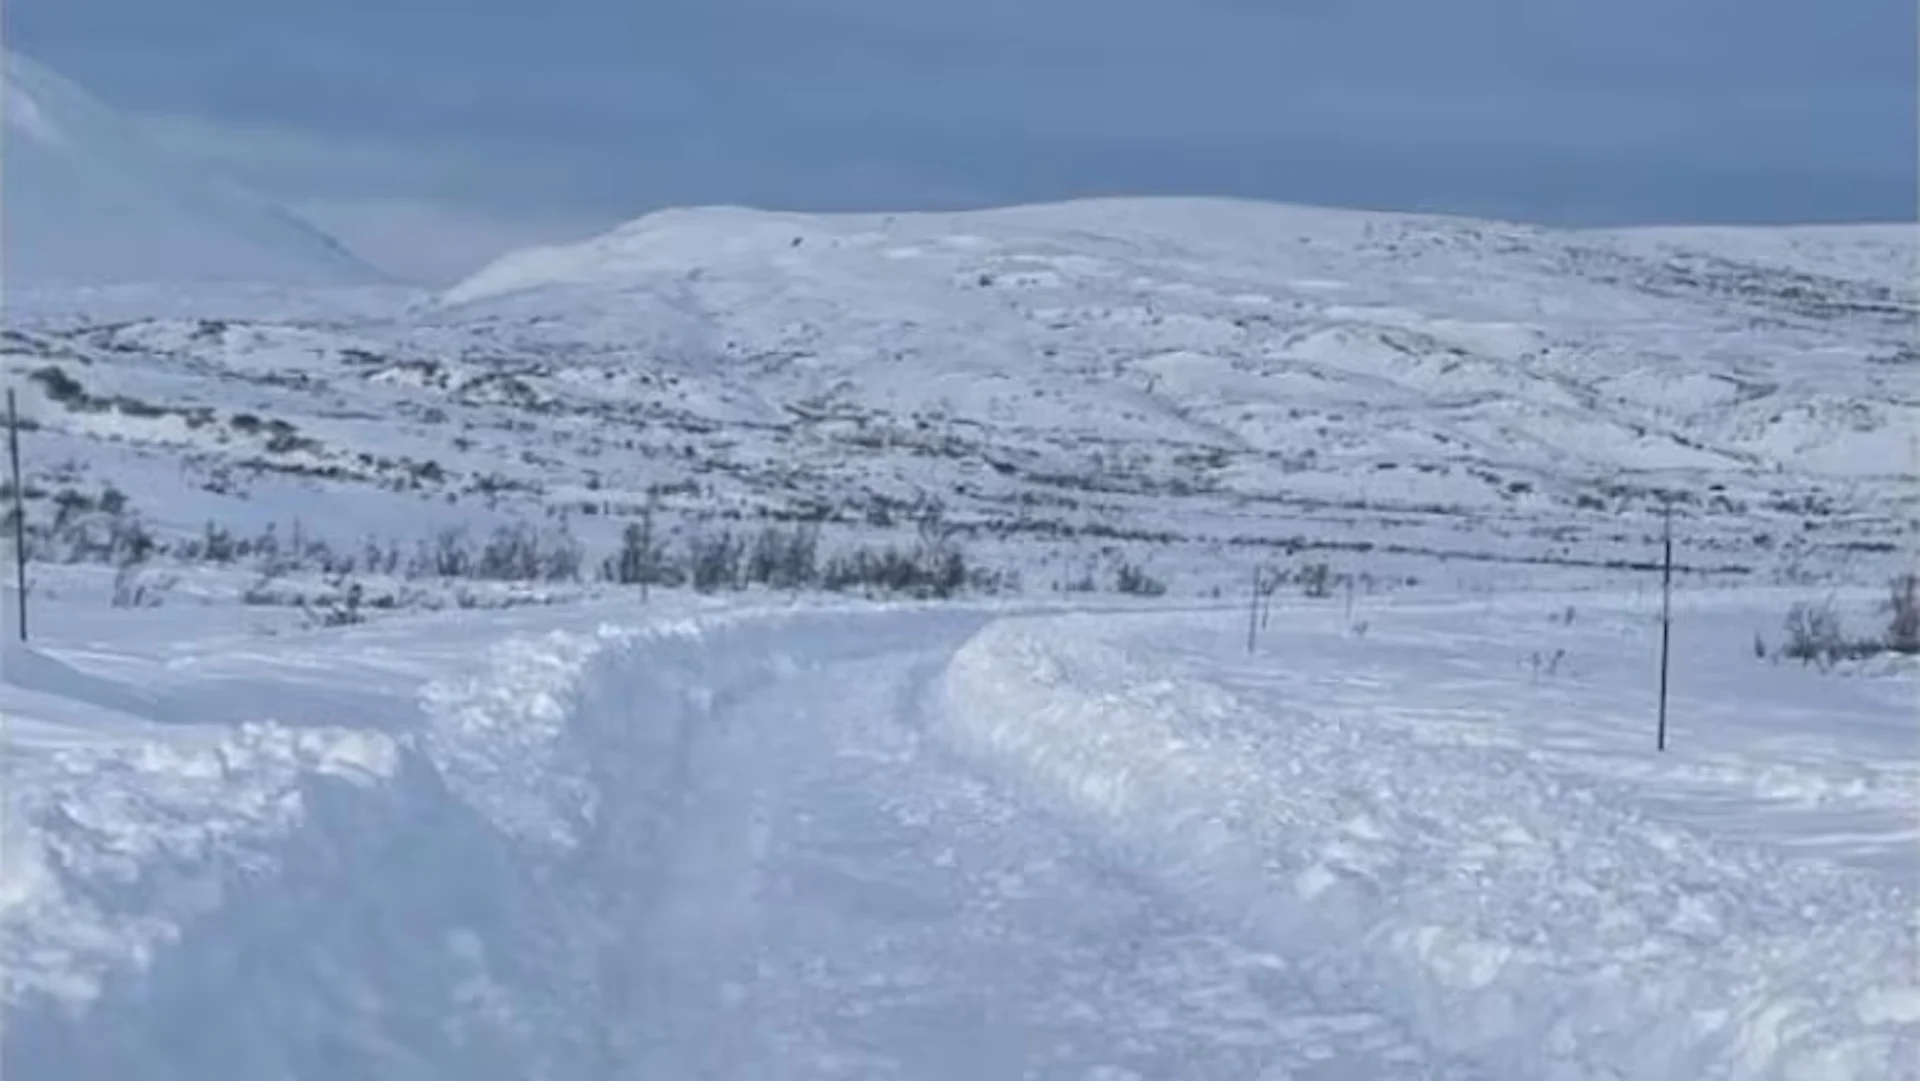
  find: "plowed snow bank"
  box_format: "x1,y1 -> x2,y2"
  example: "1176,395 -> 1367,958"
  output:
2,608 -> 981,1079
937,613 -> 1920,1081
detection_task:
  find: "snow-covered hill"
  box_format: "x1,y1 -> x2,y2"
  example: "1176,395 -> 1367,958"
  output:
2,197 -> 1908,610
0,50 -> 389,289
443,199 -> 1916,482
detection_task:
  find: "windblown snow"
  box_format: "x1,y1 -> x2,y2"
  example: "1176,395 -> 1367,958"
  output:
0,50 -> 387,289
1,191 -> 1915,1079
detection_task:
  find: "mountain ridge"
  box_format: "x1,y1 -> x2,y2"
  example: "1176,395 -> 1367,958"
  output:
1,49 -> 390,289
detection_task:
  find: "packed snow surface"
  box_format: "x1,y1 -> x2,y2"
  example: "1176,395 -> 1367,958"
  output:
1,50 -> 386,288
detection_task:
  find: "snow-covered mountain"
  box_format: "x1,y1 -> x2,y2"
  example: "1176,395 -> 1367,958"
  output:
0,50 -> 388,289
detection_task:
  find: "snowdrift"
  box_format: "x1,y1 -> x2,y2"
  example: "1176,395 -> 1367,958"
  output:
937,614 -> 1920,1081
0,607 -> 983,1079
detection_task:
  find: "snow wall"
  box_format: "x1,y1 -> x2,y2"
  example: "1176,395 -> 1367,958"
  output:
938,614 -> 1919,1081
1,609 -> 976,1080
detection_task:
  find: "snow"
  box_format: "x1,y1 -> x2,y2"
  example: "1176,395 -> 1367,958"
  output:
3,586 -> 1913,1078
2,197 -> 1911,607
1,50 -> 389,290
942,593 -> 1918,1079
1594,225 -> 1919,289
2,192 -> 1916,1077
438,198 -> 1915,491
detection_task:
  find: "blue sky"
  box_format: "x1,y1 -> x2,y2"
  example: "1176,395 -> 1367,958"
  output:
10,0 -> 1915,280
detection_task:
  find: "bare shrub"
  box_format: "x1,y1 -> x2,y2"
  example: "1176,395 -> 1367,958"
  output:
300,571 -> 368,628
1781,597 -> 1845,667
1115,562 -> 1166,596
361,538 -> 402,576
474,523 -> 582,582
821,545 -> 967,598
1299,560 -> 1333,598
175,522 -> 240,564
687,530 -> 746,593
243,563 -> 301,608
600,521 -> 668,587
747,524 -> 820,591
415,527 -> 473,579
405,523 -> 580,583
109,533 -> 175,609
1780,595 -> 1886,669
1884,573 -> 1918,654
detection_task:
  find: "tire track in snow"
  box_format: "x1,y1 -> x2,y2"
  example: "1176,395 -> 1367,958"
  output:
524,607 -> 1478,1080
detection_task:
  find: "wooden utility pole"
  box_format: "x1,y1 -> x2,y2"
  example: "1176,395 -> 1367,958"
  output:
1246,566 -> 1262,654
7,389 -> 26,642
639,493 -> 655,604
1656,498 -> 1674,752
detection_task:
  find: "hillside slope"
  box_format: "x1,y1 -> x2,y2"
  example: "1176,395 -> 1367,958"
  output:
1,50 -> 388,289
0,198 -> 1911,607
442,199 -> 1914,480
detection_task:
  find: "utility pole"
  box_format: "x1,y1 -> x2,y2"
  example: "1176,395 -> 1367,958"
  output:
639,491 -> 656,604
7,388 -> 26,643
1656,498 -> 1674,752
1246,566 -> 1262,655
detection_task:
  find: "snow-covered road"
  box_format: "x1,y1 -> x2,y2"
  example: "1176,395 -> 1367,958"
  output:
3,593 -> 1915,1080
568,612 -> 1459,1080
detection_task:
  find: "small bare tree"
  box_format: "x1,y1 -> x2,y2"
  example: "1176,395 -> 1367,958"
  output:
1258,565 -> 1281,628
1884,573 -> 1918,654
